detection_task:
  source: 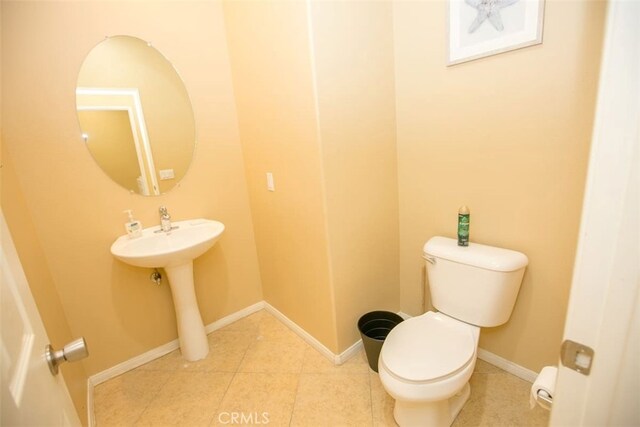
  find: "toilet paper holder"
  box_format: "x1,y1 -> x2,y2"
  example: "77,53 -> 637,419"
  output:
536,390 -> 553,407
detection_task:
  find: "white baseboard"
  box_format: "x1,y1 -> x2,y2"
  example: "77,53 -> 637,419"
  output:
336,339 -> 363,364
88,301 -> 265,386
260,304 -> 372,366
204,301 -> 265,334
87,302 -> 392,390
397,311 -> 412,320
262,302 -> 339,363
87,380 -> 94,427
477,348 -> 537,383
89,339 -> 180,387
87,336 -> 179,427
263,304 -> 407,366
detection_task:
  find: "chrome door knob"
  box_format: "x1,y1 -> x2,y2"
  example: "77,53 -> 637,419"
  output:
45,337 -> 89,375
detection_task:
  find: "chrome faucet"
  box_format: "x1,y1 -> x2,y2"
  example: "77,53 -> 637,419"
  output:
159,206 -> 172,232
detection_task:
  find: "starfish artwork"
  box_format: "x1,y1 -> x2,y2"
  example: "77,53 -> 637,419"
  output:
465,0 -> 520,33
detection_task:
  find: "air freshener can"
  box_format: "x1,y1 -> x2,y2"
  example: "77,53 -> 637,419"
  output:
458,206 -> 470,246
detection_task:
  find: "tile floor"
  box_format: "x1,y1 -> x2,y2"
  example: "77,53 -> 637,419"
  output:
93,310 -> 550,426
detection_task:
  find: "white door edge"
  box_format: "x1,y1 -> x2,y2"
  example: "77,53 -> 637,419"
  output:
550,1 -> 640,425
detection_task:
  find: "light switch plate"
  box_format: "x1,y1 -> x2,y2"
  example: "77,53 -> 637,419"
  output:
159,169 -> 175,180
266,172 -> 275,191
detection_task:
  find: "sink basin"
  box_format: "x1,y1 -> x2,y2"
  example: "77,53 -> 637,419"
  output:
110,218 -> 224,362
110,219 -> 225,268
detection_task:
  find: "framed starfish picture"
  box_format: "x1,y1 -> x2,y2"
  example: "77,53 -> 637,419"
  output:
448,0 -> 545,65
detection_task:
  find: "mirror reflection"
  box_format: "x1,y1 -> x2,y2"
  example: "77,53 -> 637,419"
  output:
76,35 -> 195,196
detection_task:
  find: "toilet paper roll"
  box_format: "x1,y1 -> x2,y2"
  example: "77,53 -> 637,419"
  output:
530,366 -> 557,410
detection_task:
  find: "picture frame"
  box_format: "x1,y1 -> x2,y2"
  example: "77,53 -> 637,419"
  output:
448,0 -> 545,66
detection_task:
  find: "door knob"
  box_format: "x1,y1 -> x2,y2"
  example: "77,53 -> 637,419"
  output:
45,337 -> 89,375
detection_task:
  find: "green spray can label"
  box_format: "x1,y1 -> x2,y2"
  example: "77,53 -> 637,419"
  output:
458,206 -> 470,247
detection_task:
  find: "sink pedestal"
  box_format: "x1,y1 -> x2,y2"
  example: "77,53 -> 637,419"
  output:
164,261 -> 208,361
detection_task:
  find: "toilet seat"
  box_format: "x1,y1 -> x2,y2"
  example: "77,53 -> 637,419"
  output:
380,312 -> 476,383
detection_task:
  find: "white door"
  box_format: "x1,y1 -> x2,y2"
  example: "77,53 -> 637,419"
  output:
550,1 -> 640,425
1,211 -> 81,426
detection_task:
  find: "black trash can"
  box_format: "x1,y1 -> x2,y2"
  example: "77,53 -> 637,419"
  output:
358,311 -> 404,372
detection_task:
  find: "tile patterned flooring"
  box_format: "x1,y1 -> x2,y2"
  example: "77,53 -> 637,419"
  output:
93,310 -> 550,426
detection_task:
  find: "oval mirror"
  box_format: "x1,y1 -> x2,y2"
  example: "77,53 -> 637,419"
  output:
76,35 -> 195,196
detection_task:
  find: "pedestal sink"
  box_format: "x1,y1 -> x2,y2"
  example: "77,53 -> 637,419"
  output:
110,219 -> 225,361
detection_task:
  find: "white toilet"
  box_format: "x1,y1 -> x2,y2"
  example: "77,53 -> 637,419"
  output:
379,236 -> 528,427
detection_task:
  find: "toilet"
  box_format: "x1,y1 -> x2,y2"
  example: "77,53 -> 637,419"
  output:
379,236 -> 528,427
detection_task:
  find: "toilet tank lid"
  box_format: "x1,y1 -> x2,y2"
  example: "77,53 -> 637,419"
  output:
423,236 -> 528,272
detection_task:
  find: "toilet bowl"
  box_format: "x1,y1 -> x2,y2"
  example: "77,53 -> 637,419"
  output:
378,236 -> 528,427
379,311 -> 479,426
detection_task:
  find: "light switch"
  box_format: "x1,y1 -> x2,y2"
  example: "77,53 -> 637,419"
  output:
266,172 -> 275,191
159,169 -> 175,180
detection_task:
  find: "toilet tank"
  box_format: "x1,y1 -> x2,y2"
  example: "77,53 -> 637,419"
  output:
423,236 -> 528,327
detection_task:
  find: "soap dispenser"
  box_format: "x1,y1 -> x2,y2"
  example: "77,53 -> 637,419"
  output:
123,210 -> 142,238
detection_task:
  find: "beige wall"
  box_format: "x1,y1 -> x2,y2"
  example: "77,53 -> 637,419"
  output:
2,0 -> 263,384
393,0 -> 606,371
310,1 -> 400,351
223,0 -> 339,352
224,0 -> 401,354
